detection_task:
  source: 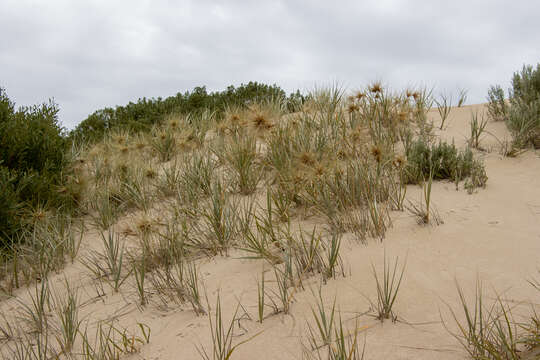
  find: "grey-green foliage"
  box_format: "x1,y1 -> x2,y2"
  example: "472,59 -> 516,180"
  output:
487,63 -> 540,149
404,139 -> 487,192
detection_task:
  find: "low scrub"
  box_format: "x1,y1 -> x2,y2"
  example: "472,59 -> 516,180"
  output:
0,87 -> 77,246
487,63 -> 540,149
404,139 -> 487,193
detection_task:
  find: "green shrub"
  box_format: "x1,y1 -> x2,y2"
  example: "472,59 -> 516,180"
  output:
404,139 -> 487,192
71,82 -> 304,142
0,87 -> 70,246
0,166 -> 23,239
487,63 -> 540,149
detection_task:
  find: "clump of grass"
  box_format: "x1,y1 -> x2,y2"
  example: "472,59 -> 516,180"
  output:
487,63 -> 540,149
133,258 -> 147,307
305,291 -> 365,359
196,294 -> 257,360
371,253 -> 406,322
81,230 -> 131,292
435,92 -> 453,129
53,281 -> 82,354
17,279 -> 51,334
186,262 -> 206,315
216,134 -> 262,195
323,233 -> 343,281
469,110 -> 489,150
406,166 -> 442,225
446,280 -> 522,359
80,321 -> 150,359
272,267 -> 294,315
89,189 -> 123,230
151,129 -> 177,162
487,85 -> 508,122
457,88 -> 468,107
200,181 -> 238,255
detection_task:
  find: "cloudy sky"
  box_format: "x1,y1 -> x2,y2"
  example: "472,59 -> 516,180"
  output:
1,0 -> 539,129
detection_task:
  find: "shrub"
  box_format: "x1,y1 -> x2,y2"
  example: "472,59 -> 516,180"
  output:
487,63 -> 540,149
0,87 -> 70,246
0,166 -> 23,239
71,82 -> 304,142
404,139 -> 487,191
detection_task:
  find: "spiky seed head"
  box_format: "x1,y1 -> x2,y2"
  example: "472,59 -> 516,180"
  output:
252,113 -> 273,130
118,163 -> 128,174
369,83 -> 383,94
314,164 -> 325,176
136,142 -> 145,150
120,146 -> 129,154
299,151 -> 316,166
393,155 -> 406,168
136,216 -> 154,234
397,111 -> 409,123
347,103 -> 359,113
145,168 -> 157,179
412,92 -> 421,101
406,89 -> 414,98
371,145 -> 382,163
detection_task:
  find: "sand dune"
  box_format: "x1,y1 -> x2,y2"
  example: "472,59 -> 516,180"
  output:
1,102 -> 538,359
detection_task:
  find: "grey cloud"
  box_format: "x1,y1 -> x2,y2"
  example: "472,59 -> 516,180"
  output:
1,0 -> 539,129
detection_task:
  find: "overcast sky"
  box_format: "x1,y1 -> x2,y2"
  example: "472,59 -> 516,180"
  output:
1,0 -> 539,129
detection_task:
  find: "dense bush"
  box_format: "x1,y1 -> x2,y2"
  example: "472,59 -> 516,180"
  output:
405,139 -> 487,192
71,82 -> 305,142
487,63 -> 540,149
0,87 -> 69,243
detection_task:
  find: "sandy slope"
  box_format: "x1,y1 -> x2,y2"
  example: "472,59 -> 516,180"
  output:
2,103 -> 539,359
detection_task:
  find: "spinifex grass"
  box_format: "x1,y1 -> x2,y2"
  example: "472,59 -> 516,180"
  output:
307,290 -> 336,349
81,230 -> 131,292
469,110 -> 489,150
53,281 -> 82,354
196,294 -> 258,360
305,292 -> 366,360
90,190 -> 123,230
200,181 -> 238,255
371,253 -> 406,322
323,233 -> 343,281
217,134 -> 262,195
186,262 -> 206,315
457,88 -> 468,107
435,92 -> 453,130
17,279 -> 51,334
133,259 -> 147,307
446,280 -> 522,359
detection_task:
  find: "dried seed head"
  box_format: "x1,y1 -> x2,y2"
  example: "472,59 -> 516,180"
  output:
347,103 -> 359,113
299,151 -> 316,166
371,145 -> 382,163
314,164 -> 325,176
397,111 -> 409,122
369,83 -> 383,94
393,155 -> 406,168
145,168 -> 157,179
355,91 -> 366,100
252,113 -> 273,130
